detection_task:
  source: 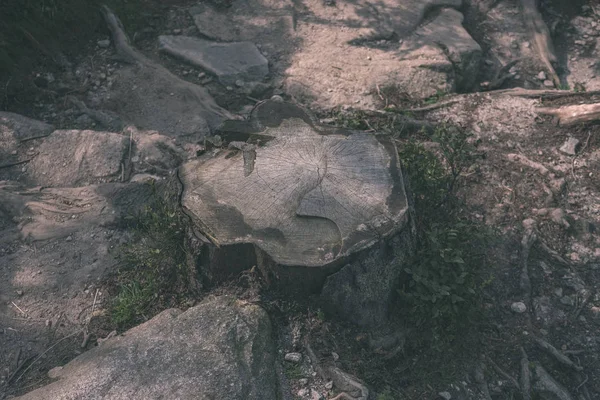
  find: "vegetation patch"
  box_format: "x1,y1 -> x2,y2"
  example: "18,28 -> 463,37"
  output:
397,124 -> 492,343
110,187 -> 194,329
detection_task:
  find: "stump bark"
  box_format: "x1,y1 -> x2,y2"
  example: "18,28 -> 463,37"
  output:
179,100 -> 416,325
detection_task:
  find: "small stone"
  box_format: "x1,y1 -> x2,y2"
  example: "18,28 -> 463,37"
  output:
331,352 -> 339,361
439,391 -> 452,400
284,352 -> 302,363
66,235 -> 73,242
235,80 -> 244,87
310,389 -> 323,400
325,381 -> 333,390
559,137 -> 580,156
97,39 -> 110,48
537,71 -> 547,80
523,41 -> 530,48
539,328 -> 548,336
298,378 -> 308,386
511,302 -> 527,313
543,80 -> 554,87
198,72 -> 206,79
298,388 -> 309,397
554,288 -> 563,297
16,290 -> 23,296
173,29 -> 182,34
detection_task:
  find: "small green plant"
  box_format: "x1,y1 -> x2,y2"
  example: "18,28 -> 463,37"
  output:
423,89 -> 446,105
573,81 -> 586,93
110,189 -> 192,328
376,388 -> 397,400
284,364 -> 304,379
396,123 -> 490,342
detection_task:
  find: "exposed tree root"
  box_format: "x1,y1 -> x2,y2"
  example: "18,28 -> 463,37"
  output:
533,363 -> 575,400
534,336 -> 583,372
485,356 -> 520,390
536,103 -> 600,126
100,6 -> 235,129
519,0 -> 559,87
474,361 -> 493,400
520,347 -> 532,400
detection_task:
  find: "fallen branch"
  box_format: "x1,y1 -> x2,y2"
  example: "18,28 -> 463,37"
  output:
534,336 -> 583,372
490,88 -> 600,99
401,99 -> 459,113
519,0 -> 559,87
533,363 -> 575,400
536,103 -> 600,126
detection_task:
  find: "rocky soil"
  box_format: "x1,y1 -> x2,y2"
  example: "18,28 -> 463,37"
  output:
1,0 -> 600,399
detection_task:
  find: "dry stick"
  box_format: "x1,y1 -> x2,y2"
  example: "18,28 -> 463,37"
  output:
534,336 -> 583,372
401,99 -> 459,113
81,289 -> 100,348
520,347 -> 532,400
11,302 -> 27,316
14,330 -> 82,383
485,356 -> 520,389
0,159 -> 32,170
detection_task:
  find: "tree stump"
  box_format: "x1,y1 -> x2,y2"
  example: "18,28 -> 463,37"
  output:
179,100 -> 416,325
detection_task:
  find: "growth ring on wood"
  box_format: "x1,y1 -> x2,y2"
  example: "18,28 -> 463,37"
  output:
179,100 -> 410,267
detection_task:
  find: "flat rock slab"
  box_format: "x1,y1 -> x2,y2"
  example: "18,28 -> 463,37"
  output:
0,181 -> 155,243
15,296 -> 278,400
189,0 -> 474,108
27,130 -> 129,187
158,35 -> 268,85
180,100 -> 410,267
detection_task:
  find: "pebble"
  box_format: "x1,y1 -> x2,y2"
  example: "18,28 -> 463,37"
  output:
16,290 -> 23,296
523,41 -> 530,48
537,71 -> 547,80
298,378 -> 308,386
331,351 -> 339,361
66,235 -> 73,242
325,381 -> 333,390
511,302 -> 527,313
97,39 -> 110,48
284,352 -> 302,363
543,80 -> 554,87
439,392 -> 452,400
298,388 -> 309,397
554,288 -> 563,297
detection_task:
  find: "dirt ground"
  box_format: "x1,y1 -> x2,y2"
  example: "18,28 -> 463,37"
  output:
1,0 -> 600,399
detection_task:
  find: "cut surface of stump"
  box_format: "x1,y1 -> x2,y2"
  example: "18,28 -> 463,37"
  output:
179,100 -> 410,269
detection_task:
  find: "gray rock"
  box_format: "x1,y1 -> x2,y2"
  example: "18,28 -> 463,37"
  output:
15,296 -> 278,400
511,302 -> 527,313
0,112 -> 54,165
439,392 -> 452,400
98,39 -> 111,48
0,112 -> 54,142
284,352 -> 303,363
158,35 -> 269,85
404,8 -> 482,92
543,80 -> 555,87
27,130 -> 129,187
559,137 -> 580,156
538,71 -> 547,80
